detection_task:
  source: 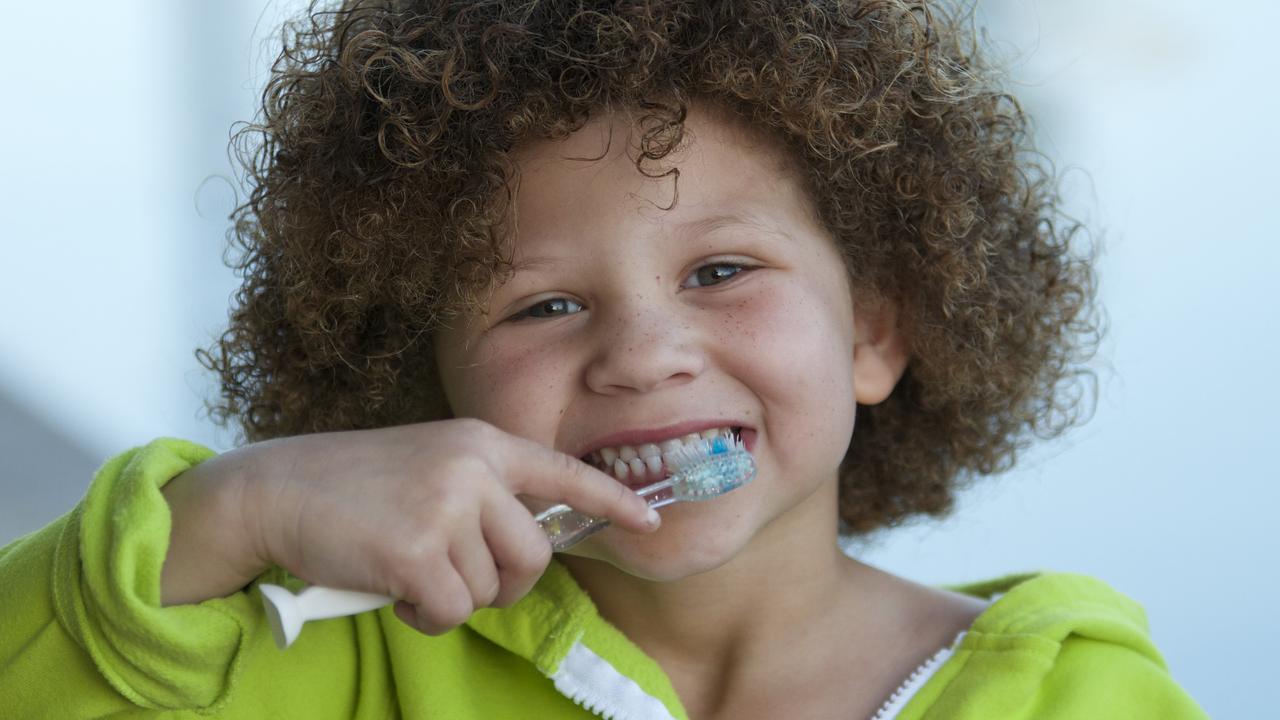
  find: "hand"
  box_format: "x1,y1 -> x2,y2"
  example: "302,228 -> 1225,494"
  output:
240,419 -> 659,635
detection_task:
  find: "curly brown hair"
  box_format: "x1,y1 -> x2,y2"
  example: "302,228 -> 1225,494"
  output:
201,0 -> 1101,534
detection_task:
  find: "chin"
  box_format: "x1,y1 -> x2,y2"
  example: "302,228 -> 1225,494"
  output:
566,505 -> 756,581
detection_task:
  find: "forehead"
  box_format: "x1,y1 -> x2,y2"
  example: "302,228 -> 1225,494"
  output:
504,104 -> 814,259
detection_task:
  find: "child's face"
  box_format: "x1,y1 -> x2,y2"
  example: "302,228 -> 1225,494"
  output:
435,105 -> 902,580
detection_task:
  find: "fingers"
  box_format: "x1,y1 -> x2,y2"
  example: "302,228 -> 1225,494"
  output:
449,537 -> 501,609
392,493 -> 549,634
312,420 -> 664,640
396,556 -> 476,635
482,491 -> 553,607
500,436 -> 661,534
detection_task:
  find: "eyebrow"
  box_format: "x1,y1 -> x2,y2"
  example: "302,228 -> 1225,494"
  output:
510,210 -> 793,273
674,211 -> 795,244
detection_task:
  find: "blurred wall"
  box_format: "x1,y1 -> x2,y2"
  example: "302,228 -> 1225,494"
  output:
1,2 -> 1274,717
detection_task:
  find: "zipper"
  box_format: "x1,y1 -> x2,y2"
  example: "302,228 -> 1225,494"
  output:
869,632 -> 965,720
552,629 -> 968,719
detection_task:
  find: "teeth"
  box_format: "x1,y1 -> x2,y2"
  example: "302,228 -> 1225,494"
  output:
589,426 -> 739,480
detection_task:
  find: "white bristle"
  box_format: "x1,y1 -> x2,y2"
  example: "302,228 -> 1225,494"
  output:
664,435 -> 756,501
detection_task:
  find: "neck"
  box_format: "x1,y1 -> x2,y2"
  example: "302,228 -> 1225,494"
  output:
558,482 -> 886,712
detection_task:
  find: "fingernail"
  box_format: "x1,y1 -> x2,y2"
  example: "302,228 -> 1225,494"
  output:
645,507 -> 661,529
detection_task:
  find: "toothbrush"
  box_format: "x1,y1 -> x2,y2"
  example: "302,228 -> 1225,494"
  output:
259,434 -> 756,649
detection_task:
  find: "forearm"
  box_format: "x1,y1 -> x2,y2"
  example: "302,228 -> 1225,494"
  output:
160,446 -> 271,606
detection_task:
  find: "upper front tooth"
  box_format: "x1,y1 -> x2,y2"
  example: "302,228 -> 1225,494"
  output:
596,429 -> 736,466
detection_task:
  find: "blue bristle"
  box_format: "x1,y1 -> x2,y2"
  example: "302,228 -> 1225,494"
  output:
671,437 -> 756,500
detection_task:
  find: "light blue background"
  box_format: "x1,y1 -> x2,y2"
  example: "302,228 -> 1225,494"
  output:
1,2 -> 1274,717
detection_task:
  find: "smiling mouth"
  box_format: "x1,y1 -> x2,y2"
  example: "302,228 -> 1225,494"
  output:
581,426 -> 744,487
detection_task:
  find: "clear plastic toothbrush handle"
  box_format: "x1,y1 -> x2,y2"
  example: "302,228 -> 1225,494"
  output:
535,479 -> 675,552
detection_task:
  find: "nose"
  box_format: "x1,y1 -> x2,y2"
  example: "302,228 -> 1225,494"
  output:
583,294 -> 707,395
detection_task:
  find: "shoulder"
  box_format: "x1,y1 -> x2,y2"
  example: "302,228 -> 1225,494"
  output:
957,571 -> 1157,658
1038,634 -> 1207,718
913,572 -> 1208,719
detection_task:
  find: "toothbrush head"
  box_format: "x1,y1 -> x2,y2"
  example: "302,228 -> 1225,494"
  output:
664,434 -> 757,501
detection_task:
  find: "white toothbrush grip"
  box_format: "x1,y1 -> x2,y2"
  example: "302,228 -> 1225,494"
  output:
296,585 -> 393,620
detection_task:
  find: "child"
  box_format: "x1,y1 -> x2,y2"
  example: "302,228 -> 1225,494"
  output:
0,1 -> 1206,717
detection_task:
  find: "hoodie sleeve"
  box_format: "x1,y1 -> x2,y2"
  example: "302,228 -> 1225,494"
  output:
915,572 -> 1208,720
0,438 -> 395,718
1033,635 -> 1209,719
0,438 -> 274,715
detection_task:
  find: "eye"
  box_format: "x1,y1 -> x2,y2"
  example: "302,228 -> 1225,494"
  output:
508,297 -> 583,322
683,262 -> 748,289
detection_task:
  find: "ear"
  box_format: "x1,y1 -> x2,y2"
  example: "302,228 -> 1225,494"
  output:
852,297 -> 909,405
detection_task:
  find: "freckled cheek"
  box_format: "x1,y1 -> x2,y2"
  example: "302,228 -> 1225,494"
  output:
713,284 -> 846,379
712,283 -> 856,461
449,341 -> 568,430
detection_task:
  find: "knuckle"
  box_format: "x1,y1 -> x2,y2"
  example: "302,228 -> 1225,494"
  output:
439,453 -> 493,485
416,591 -> 471,634
370,548 -> 411,590
477,578 -> 501,608
491,576 -> 529,609
607,478 -> 638,516
424,487 -> 470,524
514,536 -> 552,574
556,448 -> 587,480
611,477 -> 630,505
395,528 -> 445,567
415,613 -> 450,636
454,417 -> 498,445
433,594 -> 473,629
548,451 -> 588,498
376,539 -> 444,598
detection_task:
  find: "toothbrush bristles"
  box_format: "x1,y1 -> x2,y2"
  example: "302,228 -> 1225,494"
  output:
664,434 -> 757,501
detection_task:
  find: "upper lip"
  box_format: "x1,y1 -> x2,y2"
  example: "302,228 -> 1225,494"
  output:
571,419 -> 748,460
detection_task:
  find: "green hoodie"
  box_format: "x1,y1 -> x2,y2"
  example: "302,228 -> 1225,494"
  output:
0,438 -> 1206,719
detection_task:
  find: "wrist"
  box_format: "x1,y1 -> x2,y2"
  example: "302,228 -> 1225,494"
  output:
226,442 -> 275,575
159,447 -> 273,605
